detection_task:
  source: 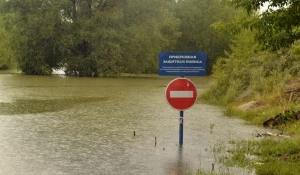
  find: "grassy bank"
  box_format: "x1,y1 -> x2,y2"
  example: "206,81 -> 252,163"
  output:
199,89 -> 300,175
211,138 -> 300,175
197,33 -> 300,174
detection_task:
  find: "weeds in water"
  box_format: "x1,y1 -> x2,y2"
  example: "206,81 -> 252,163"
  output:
219,151 -> 253,169
195,169 -> 231,175
185,168 -> 231,175
210,123 -> 215,133
213,139 -> 259,173
211,138 -> 300,175
210,123 -> 215,130
213,142 -> 226,154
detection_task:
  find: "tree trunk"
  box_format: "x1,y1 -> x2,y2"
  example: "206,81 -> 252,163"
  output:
71,0 -> 77,21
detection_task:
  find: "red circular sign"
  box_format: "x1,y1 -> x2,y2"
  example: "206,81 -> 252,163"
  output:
165,78 -> 197,111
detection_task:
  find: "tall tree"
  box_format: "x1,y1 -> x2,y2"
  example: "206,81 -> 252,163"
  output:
62,0 -> 126,77
0,16 -> 15,70
121,0 -> 180,74
1,0 -> 68,74
232,0 -> 300,50
175,0 -> 240,73
1,0 -> 126,76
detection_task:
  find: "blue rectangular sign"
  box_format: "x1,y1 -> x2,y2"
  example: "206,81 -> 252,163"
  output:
159,52 -> 207,76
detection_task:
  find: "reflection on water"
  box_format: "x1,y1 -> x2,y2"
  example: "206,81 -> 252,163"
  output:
165,146 -> 193,175
0,74 -> 266,174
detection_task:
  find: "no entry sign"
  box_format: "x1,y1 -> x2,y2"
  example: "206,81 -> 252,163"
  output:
165,78 -> 197,111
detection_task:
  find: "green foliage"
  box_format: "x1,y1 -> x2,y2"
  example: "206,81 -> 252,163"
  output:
256,162 -> 300,175
175,0 -> 241,73
231,0 -> 300,50
255,139 -> 300,175
216,140 -> 257,170
1,0 -> 68,75
201,26 -> 300,105
272,110 -> 300,126
214,138 -> 300,175
121,0 -> 180,74
201,30 -> 257,104
0,16 -> 15,70
0,0 -> 256,76
0,0 -> 183,76
257,138 -> 300,158
59,0 -> 126,77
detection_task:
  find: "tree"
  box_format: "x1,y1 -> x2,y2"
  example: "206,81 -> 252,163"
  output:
0,0 -> 126,76
1,0 -> 238,76
174,0 -> 240,73
201,28 -> 300,105
0,16 -> 15,70
62,0 -> 126,77
232,0 -> 300,50
121,0 -> 180,74
1,0 -> 68,74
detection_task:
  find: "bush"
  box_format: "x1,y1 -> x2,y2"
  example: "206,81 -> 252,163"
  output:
201,29 -> 300,106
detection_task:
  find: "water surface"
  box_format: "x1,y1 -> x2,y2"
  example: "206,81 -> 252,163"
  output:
0,74 -> 267,174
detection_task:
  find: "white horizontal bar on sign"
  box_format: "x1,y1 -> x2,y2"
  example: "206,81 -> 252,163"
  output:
170,91 -> 193,98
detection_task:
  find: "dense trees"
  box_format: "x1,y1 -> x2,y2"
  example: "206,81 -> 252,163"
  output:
175,0 -> 240,73
0,0 -> 245,76
120,0 -> 180,74
201,0 -> 300,105
232,0 -> 300,50
0,16 -> 15,70
1,0 -> 69,74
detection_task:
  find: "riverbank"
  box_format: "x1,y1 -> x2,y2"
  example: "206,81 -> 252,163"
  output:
1,69 -> 160,79
199,77 -> 300,175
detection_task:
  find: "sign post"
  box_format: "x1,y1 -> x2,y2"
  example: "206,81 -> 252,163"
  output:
165,77 -> 198,145
159,52 -> 206,145
180,110 -> 183,145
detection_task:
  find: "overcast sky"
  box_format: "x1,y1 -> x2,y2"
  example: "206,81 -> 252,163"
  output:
260,2 -> 269,12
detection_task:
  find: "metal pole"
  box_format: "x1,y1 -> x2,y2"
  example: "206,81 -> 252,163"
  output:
179,110 -> 184,145
179,75 -> 184,145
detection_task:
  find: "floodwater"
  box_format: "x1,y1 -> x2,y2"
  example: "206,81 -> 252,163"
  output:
0,74 -> 267,175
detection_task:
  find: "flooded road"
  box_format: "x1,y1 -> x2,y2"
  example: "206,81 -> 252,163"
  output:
0,74 -> 266,174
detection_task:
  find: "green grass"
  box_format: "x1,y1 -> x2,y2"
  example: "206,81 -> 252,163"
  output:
185,169 -> 231,175
199,90 -> 300,175
211,138 -> 300,175
256,162 -> 300,175
194,169 -> 231,175
223,106 -> 282,125
223,104 -> 300,134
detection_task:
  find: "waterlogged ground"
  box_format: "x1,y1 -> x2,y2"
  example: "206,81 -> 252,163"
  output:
0,74 -> 271,174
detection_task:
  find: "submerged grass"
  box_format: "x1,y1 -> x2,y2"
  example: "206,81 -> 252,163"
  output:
194,169 -> 231,175
0,97 -> 108,115
211,137 -> 300,175
200,78 -> 300,174
198,34 -> 300,175
185,168 -> 231,175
